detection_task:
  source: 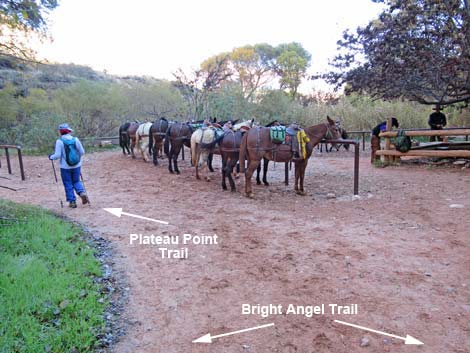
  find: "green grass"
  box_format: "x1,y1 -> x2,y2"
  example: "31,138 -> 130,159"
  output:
0,200 -> 106,353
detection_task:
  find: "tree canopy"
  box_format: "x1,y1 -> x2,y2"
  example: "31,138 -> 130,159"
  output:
0,0 -> 58,59
178,41 -> 311,109
324,0 -> 470,106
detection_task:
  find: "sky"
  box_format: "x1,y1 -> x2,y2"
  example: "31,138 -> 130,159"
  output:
36,0 -> 383,91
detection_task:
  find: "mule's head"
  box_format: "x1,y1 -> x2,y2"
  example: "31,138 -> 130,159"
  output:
325,115 -> 342,140
233,118 -> 255,131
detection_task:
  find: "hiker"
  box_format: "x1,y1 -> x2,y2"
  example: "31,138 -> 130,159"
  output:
49,123 -> 89,208
428,105 -> 447,142
370,117 -> 399,163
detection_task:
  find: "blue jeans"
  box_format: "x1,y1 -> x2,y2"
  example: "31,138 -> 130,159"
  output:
60,167 -> 84,202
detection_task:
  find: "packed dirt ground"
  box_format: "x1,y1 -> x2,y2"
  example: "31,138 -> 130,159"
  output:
1,147 -> 469,353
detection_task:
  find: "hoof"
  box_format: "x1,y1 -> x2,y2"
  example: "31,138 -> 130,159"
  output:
222,185 -> 228,191
263,182 -> 270,186
206,177 -> 211,182
296,190 -> 306,196
246,192 -> 255,199
230,188 -> 236,192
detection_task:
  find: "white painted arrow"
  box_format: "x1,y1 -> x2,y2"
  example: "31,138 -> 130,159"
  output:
334,320 -> 423,345
193,323 -> 275,344
103,208 -> 169,225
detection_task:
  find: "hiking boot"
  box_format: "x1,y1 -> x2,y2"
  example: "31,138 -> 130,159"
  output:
79,192 -> 89,205
69,201 -> 77,208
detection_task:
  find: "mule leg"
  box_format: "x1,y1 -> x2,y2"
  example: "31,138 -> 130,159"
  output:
152,138 -> 158,166
208,153 -> 214,172
200,150 -> 211,181
221,158 -> 228,190
256,163 -> 261,185
131,139 -> 136,158
168,148 -> 174,174
173,155 -> 180,174
245,160 -> 260,198
294,162 -> 300,193
262,158 -> 269,186
300,161 -> 308,194
172,145 -> 181,174
295,161 -> 307,195
195,149 -> 201,180
227,157 -> 236,192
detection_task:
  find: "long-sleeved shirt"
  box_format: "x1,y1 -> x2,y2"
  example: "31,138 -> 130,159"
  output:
371,121 -> 387,137
50,134 -> 85,169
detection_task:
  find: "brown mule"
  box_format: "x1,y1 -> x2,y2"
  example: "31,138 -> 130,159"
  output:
219,130 -> 246,191
164,122 -> 193,174
239,116 -> 341,198
127,122 -> 140,158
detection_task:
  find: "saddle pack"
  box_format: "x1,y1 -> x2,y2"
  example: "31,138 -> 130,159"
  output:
393,129 -> 411,153
270,126 -> 286,143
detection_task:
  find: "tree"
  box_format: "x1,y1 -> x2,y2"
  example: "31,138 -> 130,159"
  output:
0,0 -> 59,60
121,80 -> 187,119
274,42 -> 311,99
173,54 -> 232,119
324,0 -> 470,105
230,44 -> 276,101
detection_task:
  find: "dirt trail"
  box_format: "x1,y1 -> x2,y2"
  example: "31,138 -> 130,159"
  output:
1,149 -> 469,353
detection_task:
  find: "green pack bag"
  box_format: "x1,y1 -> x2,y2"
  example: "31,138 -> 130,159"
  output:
270,126 -> 286,143
394,129 -> 411,152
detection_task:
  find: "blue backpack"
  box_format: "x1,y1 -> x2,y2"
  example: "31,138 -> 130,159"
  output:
61,137 -> 80,166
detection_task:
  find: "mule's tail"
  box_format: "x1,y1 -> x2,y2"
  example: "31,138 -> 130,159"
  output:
164,126 -> 171,157
239,132 -> 248,173
190,133 -> 197,167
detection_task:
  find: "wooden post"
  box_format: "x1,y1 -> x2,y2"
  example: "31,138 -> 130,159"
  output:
5,147 -> 12,174
17,147 -> 25,181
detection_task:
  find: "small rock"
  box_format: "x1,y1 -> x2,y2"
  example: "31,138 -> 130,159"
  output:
360,336 -> 370,347
345,256 -> 352,266
242,344 -> 250,349
326,193 -> 336,199
424,272 -> 432,277
446,287 -> 457,294
449,204 -> 465,209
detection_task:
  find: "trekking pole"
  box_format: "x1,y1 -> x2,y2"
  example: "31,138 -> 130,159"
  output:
80,172 -> 91,206
51,160 -> 64,208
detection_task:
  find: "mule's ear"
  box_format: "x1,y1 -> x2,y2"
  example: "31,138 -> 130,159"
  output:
327,116 -> 334,125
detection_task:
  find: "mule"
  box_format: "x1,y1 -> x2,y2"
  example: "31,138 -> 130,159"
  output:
135,122 -> 153,161
255,120 -> 284,186
119,122 -> 132,155
218,129 -> 246,191
148,118 -> 170,166
127,122 -> 140,158
320,119 -> 350,152
164,122 -> 193,174
239,116 -> 341,198
191,119 -> 254,182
